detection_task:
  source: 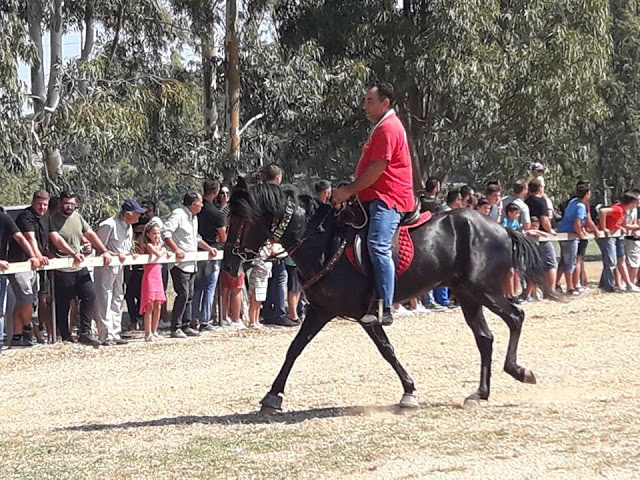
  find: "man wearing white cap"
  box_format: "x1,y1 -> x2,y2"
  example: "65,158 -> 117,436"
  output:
94,199 -> 145,345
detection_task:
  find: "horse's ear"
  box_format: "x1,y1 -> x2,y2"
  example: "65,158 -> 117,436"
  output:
235,176 -> 248,191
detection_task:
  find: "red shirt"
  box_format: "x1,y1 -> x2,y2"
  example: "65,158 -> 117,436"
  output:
355,111 -> 414,212
605,203 -> 626,231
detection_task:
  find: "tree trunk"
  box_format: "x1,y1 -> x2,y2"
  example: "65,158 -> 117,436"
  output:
107,1 -> 127,73
79,0 -> 95,95
43,0 -> 63,128
225,0 -> 240,164
26,0 -> 45,116
407,83 -> 428,190
202,34 -> 219,138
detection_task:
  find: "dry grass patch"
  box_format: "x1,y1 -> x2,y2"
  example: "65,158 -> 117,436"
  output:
1,264 -> 640,478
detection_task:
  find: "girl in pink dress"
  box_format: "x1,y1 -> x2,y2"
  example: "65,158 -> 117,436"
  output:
140,225 -> 169,342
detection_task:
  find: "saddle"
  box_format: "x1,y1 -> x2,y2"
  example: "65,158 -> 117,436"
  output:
339,197 -> 432,278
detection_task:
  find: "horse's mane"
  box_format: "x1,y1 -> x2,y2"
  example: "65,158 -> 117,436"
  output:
229,180 -> 297,222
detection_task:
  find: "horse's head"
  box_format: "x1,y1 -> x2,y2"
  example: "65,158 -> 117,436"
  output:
222,177 -> 303,277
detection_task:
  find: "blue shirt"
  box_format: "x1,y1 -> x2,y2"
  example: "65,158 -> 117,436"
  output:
558,198 -> 587,233
502,217 -> 521,230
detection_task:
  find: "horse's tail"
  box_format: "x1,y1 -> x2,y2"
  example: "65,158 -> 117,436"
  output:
507,229 -> 560,301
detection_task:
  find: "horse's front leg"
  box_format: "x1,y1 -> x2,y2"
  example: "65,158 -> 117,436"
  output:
260,306 -> 332,413
362,324 -> 419,408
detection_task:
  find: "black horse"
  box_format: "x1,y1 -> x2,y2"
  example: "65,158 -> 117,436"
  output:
223,180 -> 551,412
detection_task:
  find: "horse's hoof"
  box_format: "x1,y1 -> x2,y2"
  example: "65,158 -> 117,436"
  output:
259,405 -> 280,415
260,393 -> 283,411
398,393 -> 420,409
523,369 -> 537,384
463,396 -> 488,408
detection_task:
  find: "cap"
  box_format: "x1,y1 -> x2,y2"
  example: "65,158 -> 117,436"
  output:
121,199 -> 145,214
531,162 -> 544,172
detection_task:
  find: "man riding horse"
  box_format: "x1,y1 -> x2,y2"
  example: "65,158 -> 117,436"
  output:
332,81 -> 414,327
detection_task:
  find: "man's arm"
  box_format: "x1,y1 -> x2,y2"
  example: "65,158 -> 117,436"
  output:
162,210 -> 186,260
48,231 -> 85,264
84,230 -> 114,265
573,217 -> 588,239
332,160 -> 387,205
216,226 -> 227,243
12,232 -> 39,269
539,215 -> 554,234
198,239 -> 218,258
22,231 -> 49,265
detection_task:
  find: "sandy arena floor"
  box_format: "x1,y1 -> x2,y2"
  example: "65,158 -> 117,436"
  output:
0,264 -> 639,479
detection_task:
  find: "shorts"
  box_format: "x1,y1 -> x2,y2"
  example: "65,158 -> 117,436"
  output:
558,239 -> 578,275
221,270 -> 244,290
286,265 -> 302,292
577,239 -> 588,257
249,263 -> 272,302
536,241 -> 558,271
615,237 -> 625,259
8,271 -> 36,305
624,239 -> 640,268
38,271 -> 51,295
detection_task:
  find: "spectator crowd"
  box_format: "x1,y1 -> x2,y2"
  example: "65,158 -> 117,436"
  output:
1,162 -> 638,349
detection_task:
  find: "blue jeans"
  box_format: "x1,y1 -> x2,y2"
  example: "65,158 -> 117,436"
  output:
558,240 -> 578,275
263,261 -> 287,321
192,260 -> 221,325
368,199 -> 402,309
434,287 -> 450,306
596,238 -> 616,292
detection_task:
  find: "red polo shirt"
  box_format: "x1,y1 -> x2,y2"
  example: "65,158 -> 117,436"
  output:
605,203 -> 626,231
355,111 -> 414,212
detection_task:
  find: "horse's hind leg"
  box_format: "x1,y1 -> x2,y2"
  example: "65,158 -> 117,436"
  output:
260,306 -> 331,412
362,325 -> 418,408
452,289 -> 494,403
478,292 -> 536,384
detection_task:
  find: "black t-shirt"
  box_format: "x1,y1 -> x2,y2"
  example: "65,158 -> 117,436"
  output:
198,200 -> 226,246
7,208 -> 57,262
0,212 -> 20,261
525,196 -> 550,231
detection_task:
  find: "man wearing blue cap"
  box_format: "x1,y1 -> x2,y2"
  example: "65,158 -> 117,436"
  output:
94,199 -> 144,345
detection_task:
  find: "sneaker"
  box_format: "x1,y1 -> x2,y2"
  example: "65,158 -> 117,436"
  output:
230,321 -> 248,330
78,334 -> 101,347
359,308 -> 394,327
413,303 -> 430,314
171,329 -> 188,339
114,338 -> 129,345
10,335 -> 33,348
153,332 -> 164,340
394,305 -> 411,316
430,304 -> 447,312
218,317 -> 232,328
145,334 -> 155,342
182,326 -> 201,337
262,316 -> 298,327
627,284 -> 640,293
199,323 -> 217,332
565,289 -> 581,296
249,323 -> 263,330
518,294 -> 533,303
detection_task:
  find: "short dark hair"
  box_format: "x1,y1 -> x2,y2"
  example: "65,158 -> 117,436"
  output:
528,179 -> 542,194
460,185 -> 474,198
142,200 -> 156,212
314,180 -> 331,194
33,190 -> 50,201
263,163 -> 282,182
530,216 -> 540,223
476,196 -> 490,208
513,180 -> 527,195
183,192 -> 201,207
425,176 -> 440,194
576,184 -> 590,199
485,184 -> 501,195
203,178 -> 220,196
446,189 -> 460,205
576,180 -> 590,189
59,191 -> 76,201
506,202 -> 520,213
367,80 -> 395,103
621,191 -> 639,205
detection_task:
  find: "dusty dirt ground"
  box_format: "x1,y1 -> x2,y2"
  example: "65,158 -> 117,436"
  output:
0,262 -> 639,479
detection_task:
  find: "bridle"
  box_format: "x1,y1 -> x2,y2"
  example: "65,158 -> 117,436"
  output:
227,198 -> 334,263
